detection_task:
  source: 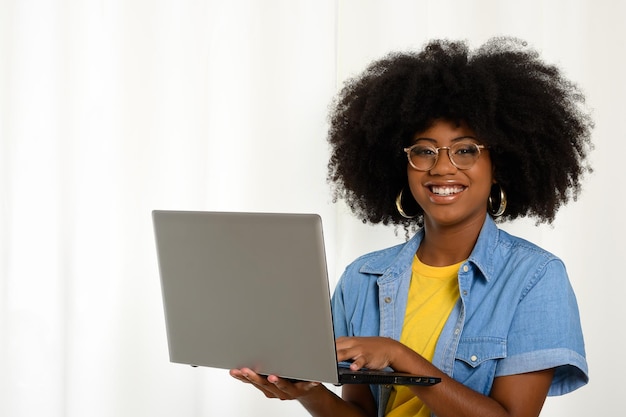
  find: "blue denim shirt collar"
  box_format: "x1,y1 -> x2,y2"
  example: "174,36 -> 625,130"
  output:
359,214 -> 498,282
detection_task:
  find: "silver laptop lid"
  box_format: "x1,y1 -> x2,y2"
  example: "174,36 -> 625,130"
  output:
153,210 -> 340,383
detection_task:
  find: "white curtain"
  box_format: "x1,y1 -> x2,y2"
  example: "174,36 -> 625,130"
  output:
1,0 -> 623,416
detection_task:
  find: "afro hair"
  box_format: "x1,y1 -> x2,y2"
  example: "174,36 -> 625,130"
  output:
327,37 -> 593,227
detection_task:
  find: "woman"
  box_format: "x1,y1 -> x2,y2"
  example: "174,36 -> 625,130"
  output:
231,37 -> 591,417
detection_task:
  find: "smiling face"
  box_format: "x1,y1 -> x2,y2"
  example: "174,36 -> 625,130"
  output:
407,119 -> 494,230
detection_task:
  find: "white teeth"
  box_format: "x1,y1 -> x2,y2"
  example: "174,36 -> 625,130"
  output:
431,186 -> 464,196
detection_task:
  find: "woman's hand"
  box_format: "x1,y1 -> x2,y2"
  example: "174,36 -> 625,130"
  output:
335,336 -> 407,371
231,367 -> 378,417
229,368 -> 322,401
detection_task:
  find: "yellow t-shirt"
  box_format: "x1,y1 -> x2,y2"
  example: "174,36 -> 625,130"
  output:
385,256 -> 461,417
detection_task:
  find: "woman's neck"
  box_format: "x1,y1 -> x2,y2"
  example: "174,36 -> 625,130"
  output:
417,216 -> 485,267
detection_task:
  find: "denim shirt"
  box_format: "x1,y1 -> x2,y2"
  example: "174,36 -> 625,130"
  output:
331,215 -> 588,416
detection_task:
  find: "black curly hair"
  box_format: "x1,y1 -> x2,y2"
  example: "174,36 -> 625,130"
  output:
327,37 -> 593,227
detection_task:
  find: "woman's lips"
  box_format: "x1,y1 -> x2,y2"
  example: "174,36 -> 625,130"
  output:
429,185 -> 467,196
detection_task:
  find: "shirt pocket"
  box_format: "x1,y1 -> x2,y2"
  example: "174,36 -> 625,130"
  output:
456,336 -> 507,368
453,337 -> 507,394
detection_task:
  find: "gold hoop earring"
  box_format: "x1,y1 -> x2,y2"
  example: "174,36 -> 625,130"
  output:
488,185 -> 507,217
396,189 -> 418,219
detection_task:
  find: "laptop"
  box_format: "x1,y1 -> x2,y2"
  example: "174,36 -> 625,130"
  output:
152,210 -> 441,386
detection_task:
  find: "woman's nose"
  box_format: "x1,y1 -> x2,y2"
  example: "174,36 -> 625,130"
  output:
429,148 -> 457,174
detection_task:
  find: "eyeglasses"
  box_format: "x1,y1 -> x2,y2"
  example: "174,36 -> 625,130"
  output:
403,139 -> 487,171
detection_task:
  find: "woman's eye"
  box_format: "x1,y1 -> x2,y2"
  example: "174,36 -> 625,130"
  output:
413,147 -> 436,156
455,145 -> 479,155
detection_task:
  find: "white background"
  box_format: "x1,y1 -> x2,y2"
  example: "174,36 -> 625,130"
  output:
1,0 -> 623,416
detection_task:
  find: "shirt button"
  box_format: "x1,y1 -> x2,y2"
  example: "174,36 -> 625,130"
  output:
384,297 -> 392,303
462,265 -> 469,272
454,328 -> 460,335
470,355 -> 478,362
